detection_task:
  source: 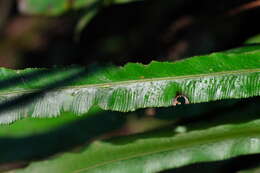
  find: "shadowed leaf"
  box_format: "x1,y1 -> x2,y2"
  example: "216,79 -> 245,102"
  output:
12,113 -> 260,173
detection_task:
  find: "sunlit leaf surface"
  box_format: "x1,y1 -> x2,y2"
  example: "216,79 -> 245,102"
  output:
0,46 -> 259,124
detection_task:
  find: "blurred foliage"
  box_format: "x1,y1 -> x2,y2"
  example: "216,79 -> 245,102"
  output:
246,34 -> 260,44
0,0 -> 260,68
18,0 -> 142,16
238,165 -> 260,173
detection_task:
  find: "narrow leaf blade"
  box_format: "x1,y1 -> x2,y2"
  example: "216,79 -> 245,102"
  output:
12,116 -> 260,173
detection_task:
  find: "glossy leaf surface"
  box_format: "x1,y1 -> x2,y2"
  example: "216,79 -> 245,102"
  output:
0,46 -> 259,124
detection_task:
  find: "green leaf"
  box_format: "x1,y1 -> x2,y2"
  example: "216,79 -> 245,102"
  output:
18,0 -> 96,16
12,114 -> 260,173
0,110 -> 126,165
0,46 -> 259,124
74,8 -> 98,41
0,112 -> 79,137
1,98 -> 257,165
73,0 -> 142,40
245,34 -> 260,44
18,0 -> 142,16
0,106 -> 100,137
238,166 -> 260,173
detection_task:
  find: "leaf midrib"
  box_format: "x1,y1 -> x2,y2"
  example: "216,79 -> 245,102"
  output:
74,124 -> 260,173
0,68 -> 259,96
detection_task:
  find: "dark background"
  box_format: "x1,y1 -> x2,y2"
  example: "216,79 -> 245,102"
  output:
1,0 -> 260,68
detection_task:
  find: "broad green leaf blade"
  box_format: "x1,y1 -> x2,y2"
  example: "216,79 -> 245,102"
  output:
18,0 -> 142,16
0,46 -> 259,124
0,67 -> 86,124
12,116 -> 260,173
